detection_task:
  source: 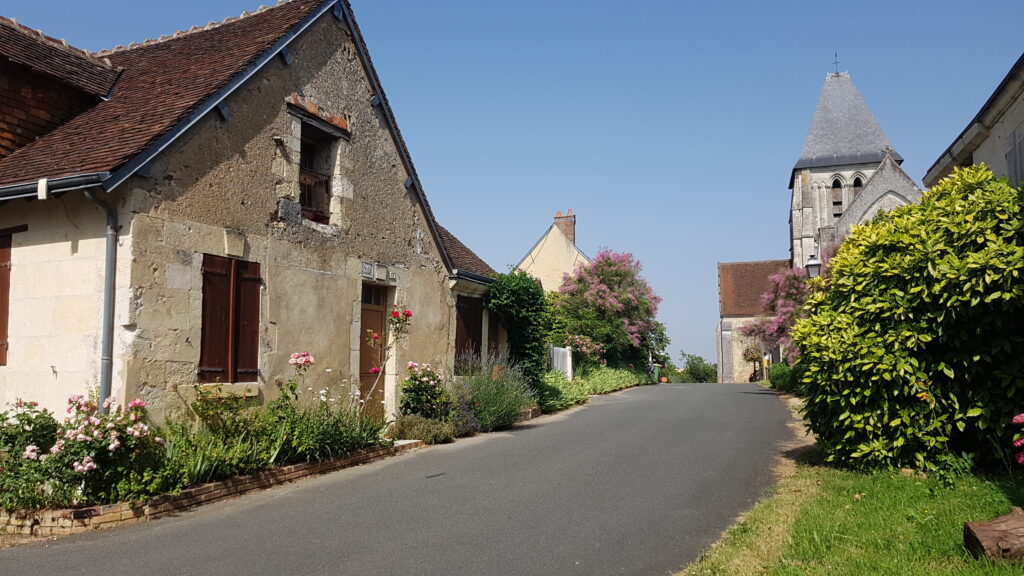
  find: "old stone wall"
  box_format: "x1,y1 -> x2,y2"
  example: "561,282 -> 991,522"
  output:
111,13 -> 454,419
716,316 -> 764,383
790,162 -> 879,267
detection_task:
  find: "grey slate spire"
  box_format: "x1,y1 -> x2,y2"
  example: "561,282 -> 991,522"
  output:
792,72 -> 902,178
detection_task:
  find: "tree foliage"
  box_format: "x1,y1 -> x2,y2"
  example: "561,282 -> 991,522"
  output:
792,166 -> 1024,470
484,270 -> 551,387
739,267 -> 811,363
679,352 -> 717,383
550,249 -> 666,366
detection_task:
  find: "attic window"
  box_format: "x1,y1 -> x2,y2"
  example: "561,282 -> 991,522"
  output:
831,179 -> 843,218
299,123 -> 336,224
853,177 -> 863,197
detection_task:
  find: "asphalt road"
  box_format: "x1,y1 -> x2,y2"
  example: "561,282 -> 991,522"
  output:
0,383 -> 791,576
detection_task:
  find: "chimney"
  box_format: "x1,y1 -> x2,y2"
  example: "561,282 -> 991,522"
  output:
554,209 -> 576,245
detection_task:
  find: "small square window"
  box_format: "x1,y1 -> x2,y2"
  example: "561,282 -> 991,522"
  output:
299,123 -> 336,224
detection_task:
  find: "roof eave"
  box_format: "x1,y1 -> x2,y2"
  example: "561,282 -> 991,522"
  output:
102,0 -> 340,194
0,172 -> 110,201
924,51 -> 1024,187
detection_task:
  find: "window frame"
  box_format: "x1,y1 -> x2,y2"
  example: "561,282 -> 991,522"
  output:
198,254 -> 261,383
0,225 -> 27,366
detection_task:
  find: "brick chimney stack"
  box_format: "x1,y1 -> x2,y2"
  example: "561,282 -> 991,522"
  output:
554,209 -> 576,245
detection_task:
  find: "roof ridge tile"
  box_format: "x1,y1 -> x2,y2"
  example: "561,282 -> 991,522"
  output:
0,15 -> 116,70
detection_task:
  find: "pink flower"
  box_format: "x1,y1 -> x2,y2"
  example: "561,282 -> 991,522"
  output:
1015,437 -> 1024,448
154,437 -> 165,445
368,367 -> 381,375
1017,451 -> 1024,466
1014,413 -> 1024,425
50,440 -> 64,454
407,361 -> 418,368
391,310 -> 400,319
402,310 -> 412,318
108,439 -> 121,452
128,399 -> 146,409
22,445 -> 38,460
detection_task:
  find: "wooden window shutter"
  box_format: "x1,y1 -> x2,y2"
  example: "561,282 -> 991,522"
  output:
234,260 -> 261,382
199,255 -> 231,383
0,234 -> 10,366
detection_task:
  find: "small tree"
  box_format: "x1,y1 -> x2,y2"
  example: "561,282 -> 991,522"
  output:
739,267 -> 810,363
679,351 -> 717,383
484,270 -> 551,387
551,249 -> 666,366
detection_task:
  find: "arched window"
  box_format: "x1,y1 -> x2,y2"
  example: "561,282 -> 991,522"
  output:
853,177 -> 863,197
831,179 -> 843,218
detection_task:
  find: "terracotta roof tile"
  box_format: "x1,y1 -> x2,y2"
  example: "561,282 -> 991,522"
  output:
0,0 -> 323,187
718,259 -> 790,317
437,224 -> 498,280
0,17 -> 119,98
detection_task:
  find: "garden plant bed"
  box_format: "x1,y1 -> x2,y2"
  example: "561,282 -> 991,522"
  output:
1,440 -> 422,539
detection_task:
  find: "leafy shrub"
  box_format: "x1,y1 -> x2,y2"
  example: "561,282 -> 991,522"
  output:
767,362 -> 799,394
484,270 -> 552,386
390,414 -> 455,444
0,400 -> 61,510
680,353 -> 717,383
536,370 -> 589,413
465,366 -> 537,432
400,363 -> 451,420
444,379 -> 481,437
577,365 -> 642,394
792,166 -> 1024,471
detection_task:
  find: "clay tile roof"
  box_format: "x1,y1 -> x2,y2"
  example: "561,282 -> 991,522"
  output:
718,259 -> 790,317
0,0 -> 324,187
437,224 -> 498,280
0,16 -> 119,97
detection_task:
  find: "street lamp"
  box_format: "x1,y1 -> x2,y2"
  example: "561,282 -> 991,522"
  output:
805,255 -> 822,278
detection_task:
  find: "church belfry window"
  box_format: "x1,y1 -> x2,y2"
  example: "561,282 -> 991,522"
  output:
853,177 -> 863,197
831,179 -> 843,218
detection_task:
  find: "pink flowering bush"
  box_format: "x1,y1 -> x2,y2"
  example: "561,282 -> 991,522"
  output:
0,395 -> 163,510
45,395 -> 164,504
1013,412 -> 1024,467
552,249 -> 666,367
739,267 -> 811,363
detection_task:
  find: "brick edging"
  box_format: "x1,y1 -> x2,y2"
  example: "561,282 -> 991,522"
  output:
0,440 -> 423,536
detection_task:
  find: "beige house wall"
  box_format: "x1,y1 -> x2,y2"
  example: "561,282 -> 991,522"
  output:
0,195 -> 133,413
0,13 -> 456,420
971,94 -> 1024,179
516,225 -> 589,292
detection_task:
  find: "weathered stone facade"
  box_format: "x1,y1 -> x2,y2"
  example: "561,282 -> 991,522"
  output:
0,4 -> 473,421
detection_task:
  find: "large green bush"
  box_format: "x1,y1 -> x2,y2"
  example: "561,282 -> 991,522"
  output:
484,270 -> 551,386
792,166 -> 1024,470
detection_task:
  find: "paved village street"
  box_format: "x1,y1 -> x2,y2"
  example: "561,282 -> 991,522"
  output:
0,383 -> 790,576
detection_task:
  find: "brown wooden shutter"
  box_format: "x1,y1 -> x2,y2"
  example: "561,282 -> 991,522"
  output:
234,260 -> 261,382
199,255 -> 231,383
455,295 -> 483,359
0,234 -> 10,366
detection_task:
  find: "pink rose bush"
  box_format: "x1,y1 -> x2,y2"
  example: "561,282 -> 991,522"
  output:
1013,412 -> 1024,466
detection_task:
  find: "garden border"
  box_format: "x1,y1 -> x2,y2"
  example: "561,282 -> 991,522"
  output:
0,440 -> 423,537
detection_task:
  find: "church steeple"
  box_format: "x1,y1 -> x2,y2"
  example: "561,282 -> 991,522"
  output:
790,72 -> 901,188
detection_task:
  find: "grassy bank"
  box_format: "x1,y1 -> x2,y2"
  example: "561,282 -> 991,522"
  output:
682,442 -> 1024,575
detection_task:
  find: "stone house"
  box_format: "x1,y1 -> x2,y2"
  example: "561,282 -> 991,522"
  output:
715,259 -> 789,383
924,51 -> 1024,188
515,209 -> 591,292
0,0 -> 500,420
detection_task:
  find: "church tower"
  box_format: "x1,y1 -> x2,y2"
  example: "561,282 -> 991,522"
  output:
789,72 -> 905,267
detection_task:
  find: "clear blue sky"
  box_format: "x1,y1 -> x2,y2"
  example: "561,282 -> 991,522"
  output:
6,1 -> 1023,361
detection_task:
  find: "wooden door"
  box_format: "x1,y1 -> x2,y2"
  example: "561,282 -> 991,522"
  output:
359,285 -> 387,418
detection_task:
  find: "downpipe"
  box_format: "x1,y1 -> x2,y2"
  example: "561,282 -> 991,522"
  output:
84,191 -> 118,414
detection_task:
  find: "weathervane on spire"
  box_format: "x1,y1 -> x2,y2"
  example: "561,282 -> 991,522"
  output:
833,51 -> 841,74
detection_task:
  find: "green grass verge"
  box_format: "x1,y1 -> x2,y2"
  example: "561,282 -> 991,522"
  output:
682,458 -> 1024,576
